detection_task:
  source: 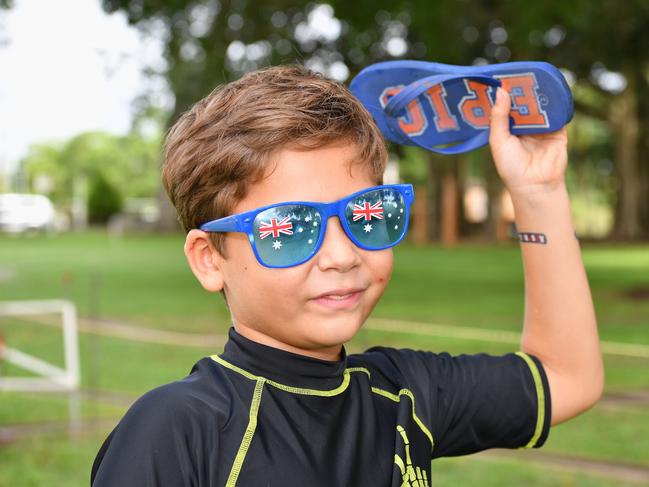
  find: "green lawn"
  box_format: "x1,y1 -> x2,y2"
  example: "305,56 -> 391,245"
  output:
0,429 -> 641,487
2,231 -> 648,337
1,230 -> 648,485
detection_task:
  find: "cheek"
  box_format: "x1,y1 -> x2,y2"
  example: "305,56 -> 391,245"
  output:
260,267 -> 309,296
369,249 -> 394,285
376,273 -> 392,287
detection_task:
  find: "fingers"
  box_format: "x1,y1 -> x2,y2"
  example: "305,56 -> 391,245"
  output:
489,87 -> 512,146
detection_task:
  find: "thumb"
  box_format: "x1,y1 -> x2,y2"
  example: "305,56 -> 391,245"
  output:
489,87 -> 512,146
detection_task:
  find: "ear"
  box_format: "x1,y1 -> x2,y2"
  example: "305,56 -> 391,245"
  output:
184,229 -> 225,292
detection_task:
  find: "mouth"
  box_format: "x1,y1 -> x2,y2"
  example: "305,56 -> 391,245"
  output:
311,288 -> 366,310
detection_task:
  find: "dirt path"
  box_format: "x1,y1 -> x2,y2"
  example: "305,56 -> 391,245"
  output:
17,314 -> 228,348
20,314 -> 649,359
0,417 -> 117,446
10,314 -> 649,410
77,317 -> 228,347
598,390 -> 649,410
476,449 -> 649,485
364,317 -> 649,359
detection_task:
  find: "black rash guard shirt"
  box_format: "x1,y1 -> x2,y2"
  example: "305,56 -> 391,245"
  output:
91,326 -> 551,486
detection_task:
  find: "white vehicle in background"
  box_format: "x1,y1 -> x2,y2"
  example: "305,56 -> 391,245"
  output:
0,193 -> 56,233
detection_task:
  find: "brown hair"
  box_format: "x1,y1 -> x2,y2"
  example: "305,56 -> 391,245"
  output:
161,64 -> 388,257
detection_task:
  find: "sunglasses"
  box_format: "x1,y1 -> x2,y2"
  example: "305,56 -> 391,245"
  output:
198,184 -> 415,268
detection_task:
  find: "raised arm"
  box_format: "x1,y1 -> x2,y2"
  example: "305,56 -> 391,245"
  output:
488,87 -> 604,426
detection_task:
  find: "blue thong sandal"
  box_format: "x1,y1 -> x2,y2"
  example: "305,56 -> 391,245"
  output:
349,60 -> 573,155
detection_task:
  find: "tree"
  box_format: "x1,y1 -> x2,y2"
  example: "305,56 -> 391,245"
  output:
87,171 -> 123,224
101,0 -> 430,230
20,130 -> 162,224
100,0 -> 648,239
398,0 -> 649,239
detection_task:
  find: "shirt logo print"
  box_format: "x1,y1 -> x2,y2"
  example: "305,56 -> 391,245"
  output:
394,425 -> 429,487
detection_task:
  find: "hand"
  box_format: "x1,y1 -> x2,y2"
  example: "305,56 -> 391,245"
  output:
489,87 -> 568,198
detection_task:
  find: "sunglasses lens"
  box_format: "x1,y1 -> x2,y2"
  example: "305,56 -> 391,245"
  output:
344,188 -> 407,249
253,205 -> 322,267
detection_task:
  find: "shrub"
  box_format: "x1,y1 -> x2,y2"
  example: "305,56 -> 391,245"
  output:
87,172 -> 123,224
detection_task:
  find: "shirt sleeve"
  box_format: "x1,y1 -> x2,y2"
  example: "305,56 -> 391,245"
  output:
91,383 -> 211,487
364,347 -> 552,459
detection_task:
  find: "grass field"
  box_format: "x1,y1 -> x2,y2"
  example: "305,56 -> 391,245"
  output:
1,230 -> 648,486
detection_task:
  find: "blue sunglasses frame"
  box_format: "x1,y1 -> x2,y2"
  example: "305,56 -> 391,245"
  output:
198,183 -> 415,268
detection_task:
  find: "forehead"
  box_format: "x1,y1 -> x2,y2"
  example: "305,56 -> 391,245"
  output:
233,142 -> 379,213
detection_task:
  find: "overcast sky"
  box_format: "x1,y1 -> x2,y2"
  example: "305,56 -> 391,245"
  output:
0,0 -> 165,176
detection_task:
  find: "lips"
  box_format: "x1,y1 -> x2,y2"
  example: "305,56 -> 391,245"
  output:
311,287 -> 366,310
314,288 -> 366,299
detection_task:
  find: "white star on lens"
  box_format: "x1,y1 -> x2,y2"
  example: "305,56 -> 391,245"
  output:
394,225 -> 398,230
272,240 -> 282,250
400,208 -> 404,213
364,223 -> 373,233
388,213 -> 392,218
305,215 -> 312,222
298,227 -> 304,233
384,194 -> 395,203
313,221 -> 318,226
308,239 -> 313,244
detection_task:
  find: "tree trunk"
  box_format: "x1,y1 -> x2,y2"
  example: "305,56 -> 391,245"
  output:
156,184 -> 182,232
484,157 -> 503,242
496,188 -> 515,241
456,154 -> 473,238
426,152 -> 443,242
639,142 -> 649,237
610,81 -> 642,240
636,74 -> 649,239
440,160 -> 459,246
156,103 -> 186,233
411,184 -> 429,245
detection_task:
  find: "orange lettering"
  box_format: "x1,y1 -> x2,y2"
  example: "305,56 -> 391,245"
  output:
458,80 -> 493,128
381,86 -> 427,136
424,84 -> 459,131
496,74 -> 549,127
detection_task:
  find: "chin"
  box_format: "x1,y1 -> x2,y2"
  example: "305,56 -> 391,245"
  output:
308,315 -> 364,348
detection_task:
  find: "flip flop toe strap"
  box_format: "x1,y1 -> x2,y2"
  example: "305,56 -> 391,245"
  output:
383,73 -> 501,155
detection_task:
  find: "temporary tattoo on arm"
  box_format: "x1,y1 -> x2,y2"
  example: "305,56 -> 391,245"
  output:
518,231 -> 548,244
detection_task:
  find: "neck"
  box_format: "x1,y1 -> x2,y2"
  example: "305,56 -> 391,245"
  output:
234,323 -> 343,362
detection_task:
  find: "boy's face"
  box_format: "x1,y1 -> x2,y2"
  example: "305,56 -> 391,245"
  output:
185,142 -> 393,360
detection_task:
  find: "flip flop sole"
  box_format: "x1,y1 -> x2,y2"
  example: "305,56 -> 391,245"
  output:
350,60 -> 573,153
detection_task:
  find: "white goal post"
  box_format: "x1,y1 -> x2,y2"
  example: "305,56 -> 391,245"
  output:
0,299 -> 80,392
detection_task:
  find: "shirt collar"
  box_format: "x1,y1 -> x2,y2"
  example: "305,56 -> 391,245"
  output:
219,327 -> 348,390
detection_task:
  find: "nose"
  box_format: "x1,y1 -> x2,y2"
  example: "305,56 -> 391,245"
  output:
315,215 -> 362,272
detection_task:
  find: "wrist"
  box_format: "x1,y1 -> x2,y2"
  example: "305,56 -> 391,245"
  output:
510,182 -> 576,237
508,181 -> 568,207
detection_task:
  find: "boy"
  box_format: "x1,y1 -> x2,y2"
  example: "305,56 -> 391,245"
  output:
91,65 -> 603,486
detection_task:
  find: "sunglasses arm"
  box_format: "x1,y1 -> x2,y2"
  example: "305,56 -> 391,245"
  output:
199,214 -> 243,233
